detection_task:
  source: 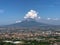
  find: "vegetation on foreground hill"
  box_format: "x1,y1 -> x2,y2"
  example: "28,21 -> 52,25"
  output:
0,36 -> 60,45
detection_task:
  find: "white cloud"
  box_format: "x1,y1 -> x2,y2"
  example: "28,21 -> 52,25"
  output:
38,17 -> 41,19
16,20 -> 21,23
0,9 -> 4,13
53,18 -> 59,20
24,10 -> 40,19
47,18 -> 51,20
47,18 -> 59,21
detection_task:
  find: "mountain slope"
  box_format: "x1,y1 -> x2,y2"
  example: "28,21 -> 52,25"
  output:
6,18 -> 48,27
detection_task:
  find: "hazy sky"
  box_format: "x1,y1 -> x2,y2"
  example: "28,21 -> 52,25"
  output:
0,0 -> 60,25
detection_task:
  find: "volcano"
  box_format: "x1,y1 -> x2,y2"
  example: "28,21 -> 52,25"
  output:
7,18 -> 48,28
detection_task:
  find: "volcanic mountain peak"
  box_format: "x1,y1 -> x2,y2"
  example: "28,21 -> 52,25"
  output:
7,18 -> 48,28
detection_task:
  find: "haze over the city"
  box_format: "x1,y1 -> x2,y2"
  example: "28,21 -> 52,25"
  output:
0,0 -> 60,25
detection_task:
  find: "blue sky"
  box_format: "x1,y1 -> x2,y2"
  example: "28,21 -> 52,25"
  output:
0,0 -> 60,25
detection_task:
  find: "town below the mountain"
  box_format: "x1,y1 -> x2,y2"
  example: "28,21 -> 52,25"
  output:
0,27 -> 60,45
